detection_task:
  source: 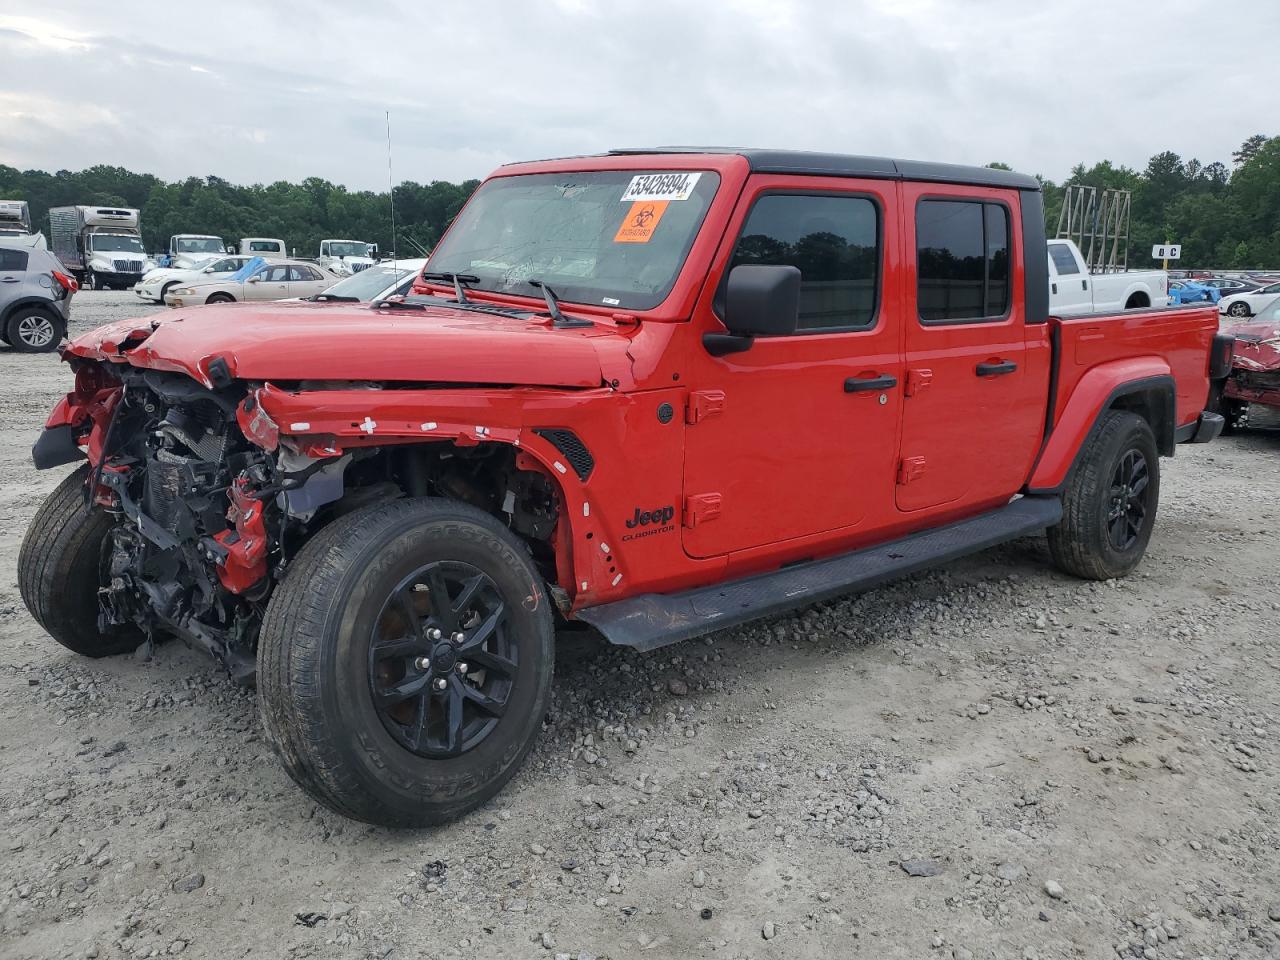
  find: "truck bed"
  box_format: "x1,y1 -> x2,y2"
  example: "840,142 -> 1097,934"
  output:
1027,303 -> 1220,492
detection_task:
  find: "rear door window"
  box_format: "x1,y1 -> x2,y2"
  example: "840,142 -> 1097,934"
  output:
0,248 -> 30,272
917,199 -> 1013,323
1048,243 -> 1079,276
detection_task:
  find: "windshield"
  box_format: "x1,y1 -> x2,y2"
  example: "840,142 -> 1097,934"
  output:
426,170 -> 720,311
327,241 -> 370,258
322,263 -> 416,300
248,241 -> 280,252
176,237 -> 223,254
200,257 -> 242,273
91,234 -> 145,253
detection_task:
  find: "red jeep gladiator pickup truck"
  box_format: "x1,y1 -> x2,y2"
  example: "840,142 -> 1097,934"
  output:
20,149 -> 1232,826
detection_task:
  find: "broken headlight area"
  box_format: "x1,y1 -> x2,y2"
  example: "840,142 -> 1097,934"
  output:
90,368 -> 352,681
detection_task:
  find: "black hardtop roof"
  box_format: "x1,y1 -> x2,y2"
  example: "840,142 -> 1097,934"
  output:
604,147 -> 1041,191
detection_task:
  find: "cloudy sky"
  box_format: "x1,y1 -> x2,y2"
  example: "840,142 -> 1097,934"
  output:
0,0 -> 1273,189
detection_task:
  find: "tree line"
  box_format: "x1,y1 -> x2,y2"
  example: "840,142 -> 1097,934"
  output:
1,134 -> 1275,268
0,166 -> 478,261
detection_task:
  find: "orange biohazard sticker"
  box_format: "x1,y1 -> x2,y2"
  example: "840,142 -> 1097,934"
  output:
614,200 -> 668,243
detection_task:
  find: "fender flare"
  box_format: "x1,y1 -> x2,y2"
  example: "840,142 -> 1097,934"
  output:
1026,357 -> 1174,494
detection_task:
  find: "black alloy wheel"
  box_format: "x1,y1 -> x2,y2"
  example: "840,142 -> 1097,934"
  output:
1106,449 -> 1150,551
368,561 -> 517,759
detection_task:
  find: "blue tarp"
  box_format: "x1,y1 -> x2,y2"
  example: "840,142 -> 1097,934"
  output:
1169,281 -> 1221,305
229,256 -> 266,283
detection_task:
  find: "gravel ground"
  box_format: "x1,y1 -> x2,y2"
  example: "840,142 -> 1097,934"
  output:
2,291 -> 1279,960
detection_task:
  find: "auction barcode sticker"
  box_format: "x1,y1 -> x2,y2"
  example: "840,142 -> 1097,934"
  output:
621,172 -> 702,203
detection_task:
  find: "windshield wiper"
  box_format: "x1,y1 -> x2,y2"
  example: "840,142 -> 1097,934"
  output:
307,293 -> 359,302
527,279 -> 593,329
422,271 -> 479,304
371,294 -> 530,319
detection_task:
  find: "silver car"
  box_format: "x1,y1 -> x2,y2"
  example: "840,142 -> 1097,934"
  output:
0,244 -> 76,352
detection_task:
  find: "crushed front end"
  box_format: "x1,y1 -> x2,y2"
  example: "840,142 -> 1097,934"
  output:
44,360 -> 279,678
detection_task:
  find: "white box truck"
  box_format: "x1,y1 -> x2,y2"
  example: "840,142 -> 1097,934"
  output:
49,206 -> 150,289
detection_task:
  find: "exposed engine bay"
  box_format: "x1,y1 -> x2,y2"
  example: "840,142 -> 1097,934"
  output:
80,364 -> 561,680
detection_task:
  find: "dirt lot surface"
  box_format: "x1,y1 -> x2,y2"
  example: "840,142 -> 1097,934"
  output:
2,291 -> 1279,960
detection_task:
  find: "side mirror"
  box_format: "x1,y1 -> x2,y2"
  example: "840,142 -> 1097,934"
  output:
705,264 -> 801,356
247,276 -> 260,283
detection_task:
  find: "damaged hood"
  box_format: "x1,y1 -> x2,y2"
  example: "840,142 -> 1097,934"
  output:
1226,319 -> 1280,372
65,300 -> 626,388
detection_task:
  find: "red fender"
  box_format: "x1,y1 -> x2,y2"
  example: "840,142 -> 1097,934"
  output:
1026,356 -> 1172,493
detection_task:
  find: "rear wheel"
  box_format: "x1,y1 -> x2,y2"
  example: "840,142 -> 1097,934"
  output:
5,307 -> 62,352
18,465 -> 141,657
1048,411 -> 1159,580
257,498 -> 554,827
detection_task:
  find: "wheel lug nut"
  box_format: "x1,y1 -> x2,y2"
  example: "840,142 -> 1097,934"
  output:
457,663 -> 468,675
427,627 -> 442,640
414,656 -> 430,671
433,677 -> 448,691
451,631 -> 465,644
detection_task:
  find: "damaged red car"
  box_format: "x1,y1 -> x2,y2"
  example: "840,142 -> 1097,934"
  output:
1217,300 -> 1280,430
19,149 -> 1231,826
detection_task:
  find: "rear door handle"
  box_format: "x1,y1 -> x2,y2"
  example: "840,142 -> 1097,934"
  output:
844,374 -> 898,393
976,360 -> 1017,377
1,276 -> 19,283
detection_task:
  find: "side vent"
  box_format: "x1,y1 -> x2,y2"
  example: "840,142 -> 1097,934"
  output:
533,428 -> 595,481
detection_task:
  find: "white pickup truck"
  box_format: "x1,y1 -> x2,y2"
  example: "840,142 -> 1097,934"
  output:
1047,239 -> 1168,316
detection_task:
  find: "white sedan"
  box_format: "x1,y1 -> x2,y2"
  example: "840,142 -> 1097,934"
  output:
166,259 -> 340,307
1219,281 -> 1280,319
135,255 -> 261,304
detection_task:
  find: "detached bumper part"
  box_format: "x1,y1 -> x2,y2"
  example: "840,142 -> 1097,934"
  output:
31,425 -> 84,469
1175,411 -> 1225,445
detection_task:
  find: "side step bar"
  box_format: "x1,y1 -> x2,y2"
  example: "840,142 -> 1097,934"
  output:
576,496 -> 1062,653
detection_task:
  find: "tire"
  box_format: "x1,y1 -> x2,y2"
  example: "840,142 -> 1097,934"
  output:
1048,411 -> 1160,581
17,465 -> 142,657
205,293 -> 234,304
257,498 -> 555,827
5,307 -> 63,353
160,281 -> 178,302
1226,301 -> 1251,318
88,271 -> 104,291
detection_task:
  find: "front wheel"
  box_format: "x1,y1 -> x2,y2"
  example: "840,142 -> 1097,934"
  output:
1226,301 -> 1251,318
1048,411 -> 1160,580
18,465 -> 142,657
257,498 -> 554,827
205,293 -> 235,304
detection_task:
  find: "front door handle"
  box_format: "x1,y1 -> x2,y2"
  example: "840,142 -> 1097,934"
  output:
976,360 -> 1017,377
844,374 -> 898,393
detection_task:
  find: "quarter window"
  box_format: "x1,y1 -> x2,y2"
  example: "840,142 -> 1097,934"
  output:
728,193 -> 880,331
917,199 -> 1013,323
